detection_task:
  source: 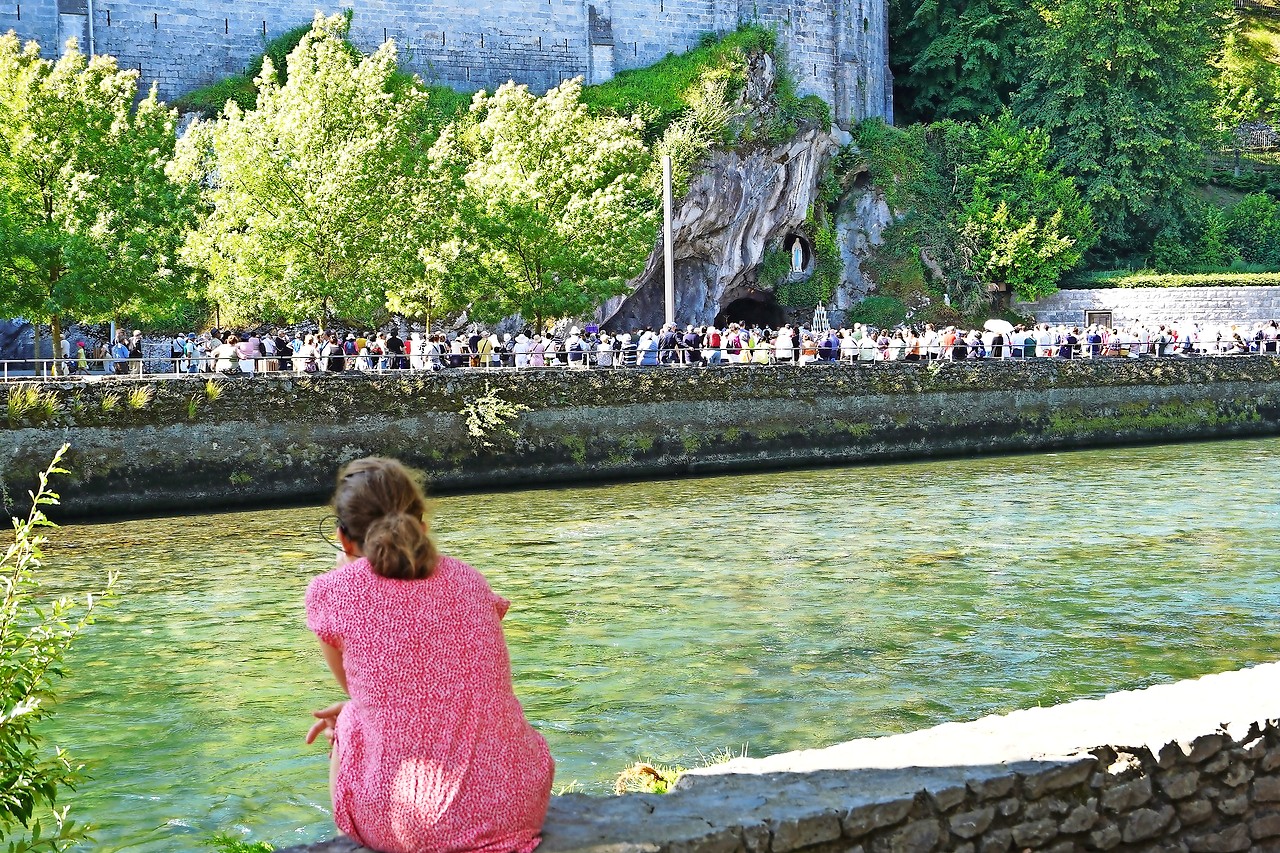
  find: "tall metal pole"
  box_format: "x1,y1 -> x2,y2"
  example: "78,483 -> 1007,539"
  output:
662,154 -> 675,327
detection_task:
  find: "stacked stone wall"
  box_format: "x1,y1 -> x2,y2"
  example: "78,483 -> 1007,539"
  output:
0,0 -> 56,56
0,0 -> 891,125
277,663 -> 1280,853
1018,286 -> 1280,329
4,356 -> 1280,518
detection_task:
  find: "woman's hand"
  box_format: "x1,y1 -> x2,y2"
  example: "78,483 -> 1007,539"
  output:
306,701 -> 346,745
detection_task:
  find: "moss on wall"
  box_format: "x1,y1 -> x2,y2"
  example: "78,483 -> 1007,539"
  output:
4,357 -> 1280,518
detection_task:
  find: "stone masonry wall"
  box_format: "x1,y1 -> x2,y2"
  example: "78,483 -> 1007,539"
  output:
1017,286 -> 1280,329
0,0 -> 892,125
279,662 -> 1280,853
4,356 -> 1280,519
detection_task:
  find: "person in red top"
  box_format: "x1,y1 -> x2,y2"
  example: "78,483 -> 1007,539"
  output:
305,457 -> 553,853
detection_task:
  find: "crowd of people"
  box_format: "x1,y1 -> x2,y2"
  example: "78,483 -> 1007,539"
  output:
42,317 -> 1280,377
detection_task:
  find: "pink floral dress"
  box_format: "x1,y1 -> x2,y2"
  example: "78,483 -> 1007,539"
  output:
306,556 -> 554,853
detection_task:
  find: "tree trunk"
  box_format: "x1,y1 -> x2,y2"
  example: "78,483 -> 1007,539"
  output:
50,314 -> 63,378
31,323 -> 40,375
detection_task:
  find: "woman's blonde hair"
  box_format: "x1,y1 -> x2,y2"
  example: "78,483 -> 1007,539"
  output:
332,457 -> 438,580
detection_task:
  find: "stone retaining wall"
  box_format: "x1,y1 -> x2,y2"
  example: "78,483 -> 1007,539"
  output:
1017,286 -> 1280,328
4,357 -> 1280,518
0,0 -> 892,125
278,662 -> 1280,853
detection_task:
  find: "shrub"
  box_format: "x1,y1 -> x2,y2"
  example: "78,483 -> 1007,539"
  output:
845,295 -> 909,328
175,23 -> 321,114
1224,192 -> 1280,266
0,445 -> 117,850
1061,271 -> 1280,288
580,26 -> 774,141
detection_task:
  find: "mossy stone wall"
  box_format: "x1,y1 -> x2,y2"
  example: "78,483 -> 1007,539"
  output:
3,357 -> 1280,518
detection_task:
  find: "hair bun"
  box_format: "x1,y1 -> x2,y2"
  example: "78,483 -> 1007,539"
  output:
364,511 -> 433,580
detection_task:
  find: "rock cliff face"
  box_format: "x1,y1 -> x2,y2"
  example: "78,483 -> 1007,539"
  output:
830,175 -> 893,322
598,126 -> 838,330
0,320 -> 42,364
598,127 -> 895,332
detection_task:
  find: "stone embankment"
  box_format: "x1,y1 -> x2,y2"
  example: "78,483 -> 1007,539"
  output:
1017,286 -> 1280,329
278,662 -> 1280,853
4,357 -> 1280,518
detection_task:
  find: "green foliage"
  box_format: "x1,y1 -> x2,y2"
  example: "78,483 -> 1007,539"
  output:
943,115 -> 1096,300
175,23 -> 314,114
652,65 -> 749,191
1011,0 -> 1230,256
175,13 -> 448,327
856,115 -> 1094,310
769,66 -> 833,140
582,26 -> 827,193
0,33 -> 198,368
124,386 -> 153,411
428,78 -> 659,328
579,27 -> 774,140
888,0 -> 1030,123
757,247 -> 793,290
1224,192 -> 1280,266
845,295 -> 909,328
461,383 -> 530,450
0,446 -> 117,851
773,215 -> 843,308
1214,14 -> 1280,127
203,833 -> 273,853
1061,271 -> 1280,288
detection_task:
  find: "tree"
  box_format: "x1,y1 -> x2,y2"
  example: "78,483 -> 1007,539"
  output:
888,0 -> 1030,123
1213,14 -> 1280,130
1,446 -> 117,851
1012,0 -> 1230,257
858,116 -> 1094,311
427,79 -> 659,330
1224,192 -> 1280,266
0,34 -> 195,368
945,116 -> 1096,300
175,13 -> 447,328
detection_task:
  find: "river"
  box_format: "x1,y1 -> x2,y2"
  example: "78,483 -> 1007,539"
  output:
30,437 -> 1280,851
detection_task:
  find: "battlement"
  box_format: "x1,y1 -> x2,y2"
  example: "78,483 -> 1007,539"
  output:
0,0 -> 891,126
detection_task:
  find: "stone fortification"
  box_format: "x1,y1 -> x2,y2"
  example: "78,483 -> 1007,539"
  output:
277,661 -> 1280,853
0,0 -> 891,127
1018,286 -> 1280,329
3,356 -> 1280,518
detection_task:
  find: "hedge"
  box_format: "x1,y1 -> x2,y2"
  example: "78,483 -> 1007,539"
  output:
1061,272 -> 1280,289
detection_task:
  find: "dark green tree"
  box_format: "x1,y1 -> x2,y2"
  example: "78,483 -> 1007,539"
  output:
857,116 -> 1095,310
1012,0 -> 1230,257
888,0 -> 1030,123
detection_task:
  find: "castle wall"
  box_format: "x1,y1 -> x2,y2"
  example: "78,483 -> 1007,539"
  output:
0,0 -> 891,125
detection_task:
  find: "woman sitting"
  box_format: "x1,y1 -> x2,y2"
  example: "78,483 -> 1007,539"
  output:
306,457 -> 553,853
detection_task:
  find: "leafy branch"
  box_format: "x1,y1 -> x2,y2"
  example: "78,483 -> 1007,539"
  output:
0,444 -> 118,852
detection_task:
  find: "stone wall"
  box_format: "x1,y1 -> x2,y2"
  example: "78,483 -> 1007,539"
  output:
0,0 -> 892,126
4,357 -> 1280,518
1017,287 -> 1280,329
277,662 -> 1280,853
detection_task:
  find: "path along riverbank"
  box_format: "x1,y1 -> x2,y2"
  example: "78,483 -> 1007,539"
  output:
3,356 -> 1280,518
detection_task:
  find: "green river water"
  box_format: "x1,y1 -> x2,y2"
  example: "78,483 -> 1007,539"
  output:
31,437 -> 1280,851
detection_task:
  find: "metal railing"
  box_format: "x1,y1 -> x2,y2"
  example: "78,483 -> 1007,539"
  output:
1,341 -> 1277,382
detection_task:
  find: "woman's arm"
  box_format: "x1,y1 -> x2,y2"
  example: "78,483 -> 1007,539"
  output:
306,639 -> 349,745
320,638 -> 348,694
